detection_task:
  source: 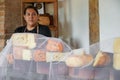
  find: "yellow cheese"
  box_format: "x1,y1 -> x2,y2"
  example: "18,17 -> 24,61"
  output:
93,51 -> 110,67
22,49 -> 32,60
12,33 -> 28,46
46,52 -> 67,62
113,38 -> 120,53
12,33 -> 36,49
65,53 -> 93,67
113,53 -> 120,70
27,34 -> 36,49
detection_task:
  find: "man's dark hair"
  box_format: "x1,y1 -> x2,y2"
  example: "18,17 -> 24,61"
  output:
24,5 -> 39,15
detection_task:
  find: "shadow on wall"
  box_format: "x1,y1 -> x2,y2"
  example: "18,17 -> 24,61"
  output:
58,0 -> 80,49
70,38 -> 80,49
63,0 -> 80,49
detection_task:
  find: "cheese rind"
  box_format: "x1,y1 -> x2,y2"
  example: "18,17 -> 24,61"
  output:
33,50 -> 46,62
93,51 -> 111,67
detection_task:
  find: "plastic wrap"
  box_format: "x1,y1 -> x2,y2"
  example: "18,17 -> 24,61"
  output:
0,33 -> 118,80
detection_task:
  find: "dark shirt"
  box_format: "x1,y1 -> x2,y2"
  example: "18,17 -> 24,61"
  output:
14,24 -> 51,37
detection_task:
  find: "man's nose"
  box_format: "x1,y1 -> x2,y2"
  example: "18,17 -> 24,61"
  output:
29,14 -> 34,18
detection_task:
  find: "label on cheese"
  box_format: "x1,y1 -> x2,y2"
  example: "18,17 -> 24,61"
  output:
46,52 -> 68,62
12,33 -> 36,48
12,33 -> 28,46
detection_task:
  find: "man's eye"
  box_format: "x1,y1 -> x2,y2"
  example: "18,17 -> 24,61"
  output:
26,13 -> 30,16
32,13 -> 37,16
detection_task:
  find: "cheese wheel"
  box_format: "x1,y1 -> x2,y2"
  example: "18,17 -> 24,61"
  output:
46,39 -> 63,52
93,51 -> 111,67
33,50 -> 46,62
65,55 -> 83,67
65,53 -> 93,67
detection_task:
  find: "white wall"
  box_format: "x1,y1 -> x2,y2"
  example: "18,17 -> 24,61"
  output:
58,0 -> 89,49
99,0 -> 120,52
99,0 -> 120,41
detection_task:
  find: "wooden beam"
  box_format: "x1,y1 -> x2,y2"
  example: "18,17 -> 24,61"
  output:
89,0 -> 99,45
22,0 -> 57,3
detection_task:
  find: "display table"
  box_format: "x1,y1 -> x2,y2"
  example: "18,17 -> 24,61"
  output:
0,33 -> 120,80
0,61 -> 114,80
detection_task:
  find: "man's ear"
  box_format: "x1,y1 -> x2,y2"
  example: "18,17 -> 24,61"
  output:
23,15 -> 26,20
37,15 -> 40,20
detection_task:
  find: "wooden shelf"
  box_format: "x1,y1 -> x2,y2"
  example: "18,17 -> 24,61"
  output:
22,0 -> 57,3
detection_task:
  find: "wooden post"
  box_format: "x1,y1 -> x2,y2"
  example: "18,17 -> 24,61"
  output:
89,0 -> 99,45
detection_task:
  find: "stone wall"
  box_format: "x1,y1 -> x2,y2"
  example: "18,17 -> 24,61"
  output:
0,0 -> 5,51
0,0 -> 22,51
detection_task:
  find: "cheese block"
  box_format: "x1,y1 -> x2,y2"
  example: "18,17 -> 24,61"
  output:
14,47 -> 32,61
22,49 -> 32,60
27,33 -> 36,49
13,46 -> 26,59
33,50 -> 46,62
12,33 -> 28,46
46,52 -> 67,62
93,51 -> 111,67
46,39 -> 63,52
12,33 -> 36,49
6,54 -> 14,64
65,55 -> 82,67
113,53 -> 120,70
113,38 -> 120,53
65,53 -> 93,67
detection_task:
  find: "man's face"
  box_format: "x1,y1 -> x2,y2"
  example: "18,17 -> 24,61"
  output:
24,8 -> 39,27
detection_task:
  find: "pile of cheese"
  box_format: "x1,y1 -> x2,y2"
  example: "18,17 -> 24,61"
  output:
8,33 -> 116,68
8,33 -> 70,63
